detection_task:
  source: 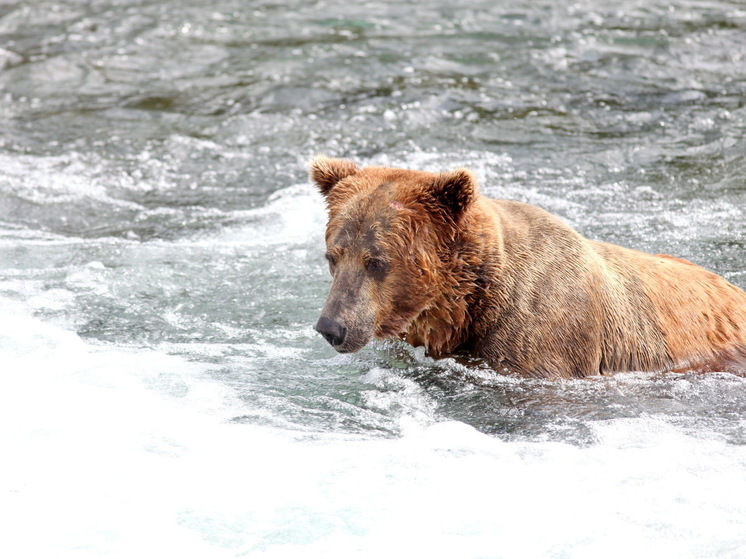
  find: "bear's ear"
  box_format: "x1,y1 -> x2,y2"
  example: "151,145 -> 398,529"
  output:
429,168 -> 477,218
309,156 -> 360,197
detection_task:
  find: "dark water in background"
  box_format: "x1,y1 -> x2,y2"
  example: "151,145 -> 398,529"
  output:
1,0 -> 745,246
1,1 -> 746,557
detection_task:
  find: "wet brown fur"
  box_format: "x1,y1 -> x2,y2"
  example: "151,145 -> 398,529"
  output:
311,156 -> 746,379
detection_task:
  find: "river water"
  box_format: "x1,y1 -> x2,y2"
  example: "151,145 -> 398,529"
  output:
1,1 -> 745,557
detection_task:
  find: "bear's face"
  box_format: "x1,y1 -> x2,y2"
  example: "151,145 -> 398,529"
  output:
310,156 -> 476,354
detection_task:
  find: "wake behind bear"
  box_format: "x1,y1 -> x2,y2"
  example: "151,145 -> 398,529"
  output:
310,156 -> 746,379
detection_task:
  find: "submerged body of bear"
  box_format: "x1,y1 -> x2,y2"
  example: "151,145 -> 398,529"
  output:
311,156 -> 746,379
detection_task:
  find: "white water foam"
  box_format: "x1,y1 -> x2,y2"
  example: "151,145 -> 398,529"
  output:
203,182 -> 327,249
2,296 -> 745,558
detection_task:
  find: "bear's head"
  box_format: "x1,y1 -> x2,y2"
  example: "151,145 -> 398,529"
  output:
310,156 -> 478,354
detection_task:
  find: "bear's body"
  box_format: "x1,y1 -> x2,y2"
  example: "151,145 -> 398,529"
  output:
311,156 -> 746,379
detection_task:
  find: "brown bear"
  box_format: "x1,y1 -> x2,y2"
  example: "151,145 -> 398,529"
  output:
310,156 -> 746,379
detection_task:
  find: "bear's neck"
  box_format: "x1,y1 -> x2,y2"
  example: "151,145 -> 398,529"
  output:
404,200 -> 506,357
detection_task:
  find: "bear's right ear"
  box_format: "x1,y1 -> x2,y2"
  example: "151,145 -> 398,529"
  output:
309,156 -> 359,197
429,167 -> 477,219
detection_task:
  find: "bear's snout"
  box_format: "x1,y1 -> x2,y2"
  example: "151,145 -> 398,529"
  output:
315,316 -> 347,349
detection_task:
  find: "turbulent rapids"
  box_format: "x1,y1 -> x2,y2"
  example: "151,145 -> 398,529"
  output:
1,1 -> 745,557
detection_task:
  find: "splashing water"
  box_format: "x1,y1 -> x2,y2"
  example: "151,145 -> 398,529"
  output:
1,0 -> 745,557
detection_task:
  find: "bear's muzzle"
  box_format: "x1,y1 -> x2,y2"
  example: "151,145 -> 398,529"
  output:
315,315 -> 347,349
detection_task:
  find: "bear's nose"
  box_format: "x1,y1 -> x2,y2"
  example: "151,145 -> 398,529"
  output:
315,316 -> 346,347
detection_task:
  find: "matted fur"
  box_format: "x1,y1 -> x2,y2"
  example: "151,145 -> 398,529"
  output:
311,156 -> 746,379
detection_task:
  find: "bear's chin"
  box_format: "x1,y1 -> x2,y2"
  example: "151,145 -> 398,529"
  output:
333,332 -> 373,354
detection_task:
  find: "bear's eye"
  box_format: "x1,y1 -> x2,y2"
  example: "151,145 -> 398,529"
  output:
365,257 -> 388,277
325,252 -> 337,272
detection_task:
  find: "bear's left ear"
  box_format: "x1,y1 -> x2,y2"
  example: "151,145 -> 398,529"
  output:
309,156 -> 360,197
429,168 -> 477,218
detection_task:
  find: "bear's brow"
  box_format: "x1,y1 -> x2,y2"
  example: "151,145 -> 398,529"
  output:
332,217 -> 390,258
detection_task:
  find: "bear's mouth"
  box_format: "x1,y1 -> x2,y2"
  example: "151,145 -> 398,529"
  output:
336,328 -> 373,353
